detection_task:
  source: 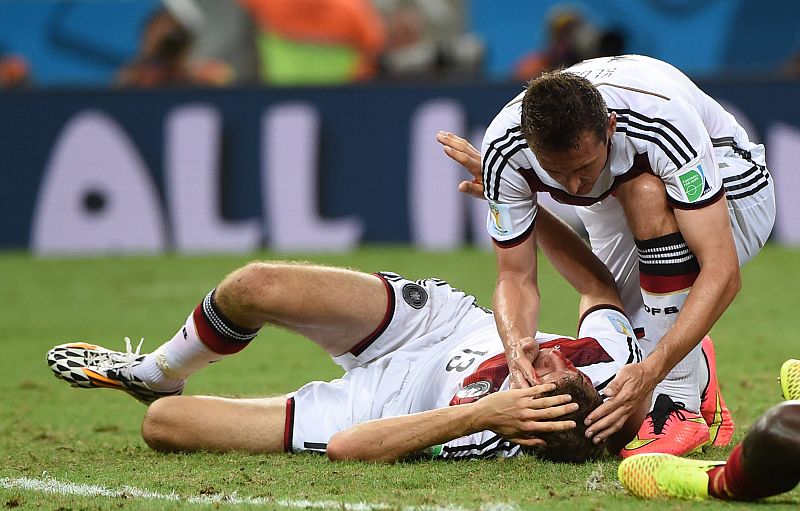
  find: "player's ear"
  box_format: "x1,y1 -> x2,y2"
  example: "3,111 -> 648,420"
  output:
607,112 -> 617,136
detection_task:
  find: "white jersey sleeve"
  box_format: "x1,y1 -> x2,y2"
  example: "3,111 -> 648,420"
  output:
623,97 -> 723,209
433,431 -> 521,460
481,96 -> 539,245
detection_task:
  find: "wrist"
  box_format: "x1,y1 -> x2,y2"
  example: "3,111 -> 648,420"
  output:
463,401 -> 487,432
641,354 -> 669,385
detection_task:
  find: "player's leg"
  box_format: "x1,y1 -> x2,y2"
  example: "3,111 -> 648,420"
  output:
620,401 -> 800,500
141,395 -> 288,453
612,173 -> 712,456
707,401 -> 800,500
210,261 -> 389,355
47,261 -> 390,403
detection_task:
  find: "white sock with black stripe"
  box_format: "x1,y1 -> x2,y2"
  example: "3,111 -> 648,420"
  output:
636,232 -> 702,413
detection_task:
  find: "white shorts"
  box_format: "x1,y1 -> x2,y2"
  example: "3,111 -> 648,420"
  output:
285,272 -> 490,453
576,141 -> 775,336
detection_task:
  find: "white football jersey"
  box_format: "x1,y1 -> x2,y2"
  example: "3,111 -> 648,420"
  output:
379,307 -> 640,460
482,54 -> 754,244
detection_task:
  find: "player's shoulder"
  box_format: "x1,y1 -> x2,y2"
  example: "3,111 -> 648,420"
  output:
481,91 -> 530,167
484,91 -> 524,140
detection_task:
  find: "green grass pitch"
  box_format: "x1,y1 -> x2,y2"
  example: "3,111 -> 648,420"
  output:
0,245 -> 798,510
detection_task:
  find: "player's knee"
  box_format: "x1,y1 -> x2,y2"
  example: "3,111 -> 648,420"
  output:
141,396 -> 186,452
617,174 -> 677,238
217,261 -> 282,313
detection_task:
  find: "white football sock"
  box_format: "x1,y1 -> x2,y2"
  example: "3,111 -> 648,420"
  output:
133,313 -> 223,391
651,341 -> 703,413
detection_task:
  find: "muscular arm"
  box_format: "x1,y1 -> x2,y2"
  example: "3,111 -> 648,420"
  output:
642,198 -> 741,382
326,386 -> 577,462
535,208 -> 623,315
493,234 -> 542,388
586,192 -> 740,443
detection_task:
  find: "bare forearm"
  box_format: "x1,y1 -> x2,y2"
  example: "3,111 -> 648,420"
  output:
327,405 -> 480,462
535,209 -> 622,311
493,275 -> 540,348
644,265 -> 740,380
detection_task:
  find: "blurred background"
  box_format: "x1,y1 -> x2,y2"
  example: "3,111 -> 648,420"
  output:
1,0 -> 799,255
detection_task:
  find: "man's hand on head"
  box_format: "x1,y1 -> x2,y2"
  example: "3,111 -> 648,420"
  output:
475,384 -> 578,447
583,362 -> 657,443
436,131 -> 485,199
507,337 -> 542,389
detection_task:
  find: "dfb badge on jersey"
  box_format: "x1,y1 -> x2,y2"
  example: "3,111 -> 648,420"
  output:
454,380 -> 491,403
402,283 -> 428,309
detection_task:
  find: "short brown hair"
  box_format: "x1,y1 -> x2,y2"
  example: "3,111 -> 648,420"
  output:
522,374 -> 606,463
520,71 -> 608,153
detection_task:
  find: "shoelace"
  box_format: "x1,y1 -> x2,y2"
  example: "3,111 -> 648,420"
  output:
649,400 -> 688,435
85,336 -> 144,370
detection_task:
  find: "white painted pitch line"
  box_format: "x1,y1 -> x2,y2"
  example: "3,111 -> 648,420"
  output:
0,476 -> 517,511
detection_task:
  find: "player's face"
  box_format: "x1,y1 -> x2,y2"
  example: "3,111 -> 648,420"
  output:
534,114 -> 616,195
534,348 -> 592,388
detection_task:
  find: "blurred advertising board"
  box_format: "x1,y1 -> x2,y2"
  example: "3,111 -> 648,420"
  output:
1,81 -> 798,254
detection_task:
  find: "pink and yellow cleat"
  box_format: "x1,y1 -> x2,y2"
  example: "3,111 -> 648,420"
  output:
699,336 -> 735,446
620,394 -> 709,458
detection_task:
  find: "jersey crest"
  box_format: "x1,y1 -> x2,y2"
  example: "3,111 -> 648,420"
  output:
449,353 -> 508,406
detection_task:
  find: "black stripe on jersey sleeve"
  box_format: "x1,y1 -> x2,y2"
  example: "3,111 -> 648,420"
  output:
303,442 -> 328,451
483,127 -> 527,201
441,438 -> 518,460
482,127 -> 521,199
441,433 -> 503,454
625,119 -> 692,165
612,108 -> 698,163
626,336 -> 640,364
446,441 -> 518,460
617,127 -> 684,168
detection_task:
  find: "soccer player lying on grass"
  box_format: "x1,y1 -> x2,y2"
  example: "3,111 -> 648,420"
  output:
619,360 -> 800,501
47,209 -> 648,463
